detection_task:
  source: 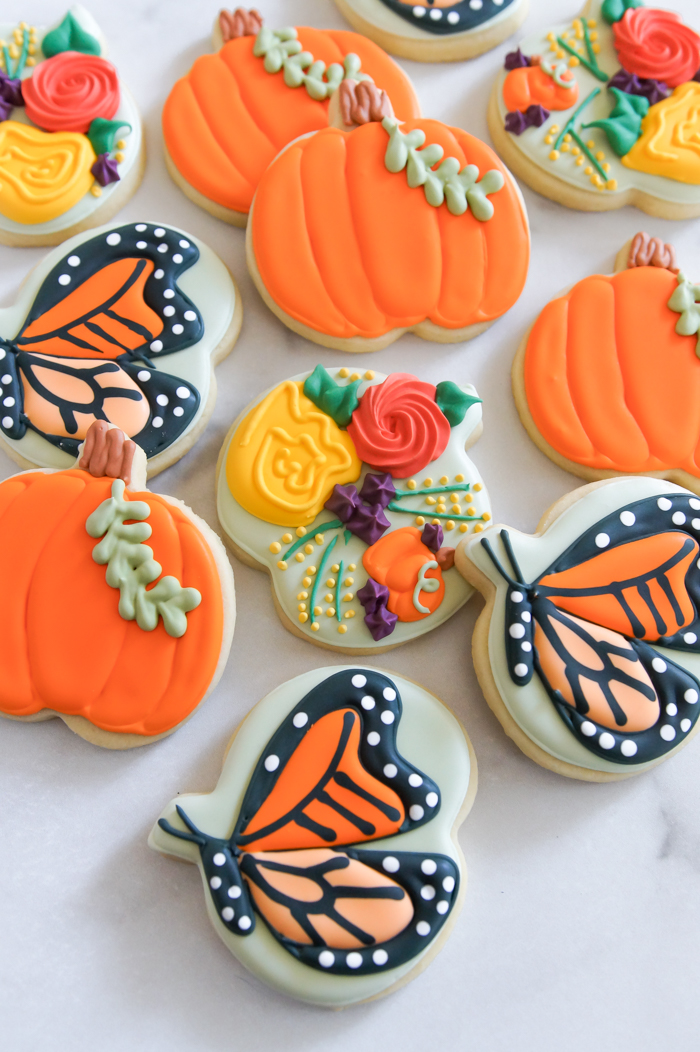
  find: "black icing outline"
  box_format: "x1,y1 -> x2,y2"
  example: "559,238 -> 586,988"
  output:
376,0 -> 517,36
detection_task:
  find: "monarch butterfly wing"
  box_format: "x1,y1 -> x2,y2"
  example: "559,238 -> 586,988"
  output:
119,359 -> 199,458
0,340 -> 24,440
239,846 -> 459,975
14,223 -> 203,362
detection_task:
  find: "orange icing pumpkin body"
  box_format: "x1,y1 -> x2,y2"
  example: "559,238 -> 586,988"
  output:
162,26 -> 421,222
502,66 -> 579,113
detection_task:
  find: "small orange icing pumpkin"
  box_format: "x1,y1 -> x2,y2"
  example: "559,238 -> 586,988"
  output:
363,527 -> 445,622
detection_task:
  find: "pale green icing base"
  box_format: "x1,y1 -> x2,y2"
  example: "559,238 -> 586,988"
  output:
216,369 -> 491,650
340,0 -> 527,42
0,222 -> 236,470
148,665 -> 473,1007
495,0 -> 700,207
463,476 -> 700,775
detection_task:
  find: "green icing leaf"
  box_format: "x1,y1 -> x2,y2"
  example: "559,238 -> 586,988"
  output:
42,11 -> 101,58
668,273 -> 700,356
253,27 -> 369,100
435,382 -> 482,427
601,0 -> 644,26
86,480 -> 201,638
382,118 -> 504,221
88,117 -> 131,156
303,365 -> 361,428
582,87 -> 648,157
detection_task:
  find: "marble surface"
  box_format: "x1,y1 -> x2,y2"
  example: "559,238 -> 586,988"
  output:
1,1 -> 699,1049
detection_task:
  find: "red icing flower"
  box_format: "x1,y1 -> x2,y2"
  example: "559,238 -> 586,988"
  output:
613,8 -> 700,89
347,373 -> 450,479
23,51 -> 120,133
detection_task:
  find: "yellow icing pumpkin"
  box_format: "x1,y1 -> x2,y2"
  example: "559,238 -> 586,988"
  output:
226,380 -> 361,527
622,82 -> 700,185
0,121 -> 96,224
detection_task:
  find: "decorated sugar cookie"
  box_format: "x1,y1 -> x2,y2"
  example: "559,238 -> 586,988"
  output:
0,220 -> 241,476
150,665 -> 475,1006
0,422 -> 234,748
0,5 -> 144,245
217,366 -> 490,653
334,0 -> 529,63
489,1 -> 700,218
162,7 -> 420,226
513,232 -> 700,493
247,83 -> 529,352
457,477 -> 700,780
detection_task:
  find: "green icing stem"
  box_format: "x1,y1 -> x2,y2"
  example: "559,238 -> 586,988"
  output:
556,36 -> 608,81
393,483 -> 472,500
86,480 -> 201,638
554,88 -> 601,148
336,560 -> 344,622
569,129 -> 610,180
387,502 -> 486,524
283,519 -> 342,560
15,28 -> 29,77
309,536 -> 338,626
2,45 -> 12,75
581,20 -> 603,75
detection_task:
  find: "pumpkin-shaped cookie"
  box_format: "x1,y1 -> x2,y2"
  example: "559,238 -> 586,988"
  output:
162,9 -> 420,225
0,6 -> 144,245
513,231 -> 700,491
0,422 -> 235,747
247,84 -> 529,352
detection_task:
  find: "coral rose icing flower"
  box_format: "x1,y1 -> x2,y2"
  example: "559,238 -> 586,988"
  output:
347,374 -> 450,479
23,51 -> 120,133
613,8 -> 700,89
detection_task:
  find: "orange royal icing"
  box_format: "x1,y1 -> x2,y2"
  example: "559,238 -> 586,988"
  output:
362,527 -> 444,622
502,65 -> 578,113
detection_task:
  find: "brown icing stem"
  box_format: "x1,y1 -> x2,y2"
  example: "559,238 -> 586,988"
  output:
219,7 -> 263,42
627,231 -> 679,275
79,421 -> 137,485
436,547 -> 455,571
338,79 -> 394,128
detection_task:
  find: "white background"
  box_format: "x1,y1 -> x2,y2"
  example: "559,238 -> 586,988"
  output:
1,2 -> 699,1049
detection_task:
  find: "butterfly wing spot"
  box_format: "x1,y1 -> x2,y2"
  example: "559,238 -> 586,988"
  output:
0,343 -> 25,440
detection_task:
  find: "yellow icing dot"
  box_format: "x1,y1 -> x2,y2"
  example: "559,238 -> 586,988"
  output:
449,493 -> 459,502
437,504 -> 446,514
549,150 -> 560,161
588,18 -> 596,27
311,622 -> 320,632
114,152 -> 124,163
423,478 -> 433,487
569,56 -> 579,66
595,151 -> 605,161
549,41 -> 558,52
338,368 -> 349,378
576,157 -> 584,166
602,163 -> 610,173
325,593 -> 334,603
406,479 -> 416,490
326,578 -> 336,587
299,612 -> 308,623
426,496 -> 436,505
550,125 -> 560,133
296,526 -> 307,537
451,504 -> 461,514
544,136 -> 553,146
308,566 -> 317,575
589,30 -> 598,41
304,543 -> 314,555
303,576 -> 312,587
572,146 -> 581,155
326,608 -> 336,617
561,143 -> 570,153
331,564 -> 340,573
446,520 -> 455,531
298,603 -> 307,612
546,31 -> 556,40
269,542 -> 281,553
344,577 -> 354,586
364,370 -> 375,380
459,523 -> 468,533
474,523 -> 484,533
556,49 -> 565,59
467,508 -> 475,517
91,185 -> 103,196
586,140 -> 595,149
116,139 -> 126,150
277,560 -> 288,570
455,474 -> 464,483
282,533 -> 293,543
348,564 -> 356,571
440,476 -> 448,485
344,610 -> 355,619
350,372 -> 360,382
607,179 -> 618,191
28,43 -> 36,55
297,591 -> 308,600
343,593 -> 354,602
592,43 -> 600,53
482,511 -> 491,521
295,552 -> 305,562
415,516 -> 425,526
313,606 -> 322,616
338,625 -> 347,634
584,166 -> 593,175
464,493 -> 473,504
314,534 -> 324,544
431,518 -> 440,526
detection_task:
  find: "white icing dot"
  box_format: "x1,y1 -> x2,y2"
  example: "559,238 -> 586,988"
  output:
372,949 -> 388,966
213,852 -> 226,867
184,310 -> 197,321
684,689 -> 698,704
681,718 -> 692,732
692,520 -> 700,531
361,695 -> 375,710
319,950 -> 335,968
152,416 -> 164,428
383,763 -> 398,779
442,876 -> 455,893
0,349 -> 5,359
409,804 -> 425,821
179,239 -> 190,248
135,224 -> 147,232
1,417 -> 12,428
429,6 -> 442,17
1,375 -> 11,384
416,921 -> 431,936
684,633 -> 697,644
173,407 -> 184,417
172,324 -> 184,334
383,687 -> 397,701
672,512 -> 687,525
163,305 -> 176,317
509,623 -> 525,639
367,731 -> 380,746
264,754 -> 279,772
595,533 -> 610,548
599,732 -> 615,750
521,611 -> 531,622
154,269 -> 164,279
425,792 -> 438,807
173,253 -> 183,264
690,498 -> 700,510
658,497 -> 673,511
352,674 -> 367,688
421,859 -> 437,876
510,591 -> 523,603
469,0 -> 483,8
447,10 -> 459,22
227,885 -> 241,899
660,724 -> 676,741
346,952 -> 363,969
652,657 -> 667,673
238,916 -> 252,930
67,254 -> 80,266
521,641 -> 532,652
382,856 -> 400,873
58,274 -> 70,286
209,876 -> 222,889
292,712 -> 308,728
156,394 -> 169,407
420,885 -> 436,901
408,773 -> 423,787
158,243 -> 168,253
666,703 -> 678,716
164,289 -> 175,299
150,340 -> 163,351
221,907 -> 234,922
620,740 -> 638,757
3,396 -> 15,407
514,663 -> 529,677
412,4 -> 425,15
381,710 -> 395,725
580,721 -> 596,737
620,511 -> 636,526
136,241 -> 147,249
436,900 -> 449,914
154,228 -> 165,237
106,232 -> 121,246
137,370 -> 151,381
176,386 -> 190,399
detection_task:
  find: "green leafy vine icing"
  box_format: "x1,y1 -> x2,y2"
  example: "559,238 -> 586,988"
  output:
303,365 -> 360,428
382,118 -> 504,221
253,27 -> 369,101
86,480 -> 201,638
583,88 -> 648,158
668,275 -> 700,356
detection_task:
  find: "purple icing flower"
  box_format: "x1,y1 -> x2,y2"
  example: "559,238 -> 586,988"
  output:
504,48 -> 531,70
91,153 -> 121,187
421,523 -> 443,553
694,69 -> 700,83
0,71 -> 23,121
346,502 -> 391,547
524,104 -> 549,128
325,483 -> 360,522
357,577 -> 398,641
608,69 -> 669,106
359,472 -> 395,509
505,110 -> 529,135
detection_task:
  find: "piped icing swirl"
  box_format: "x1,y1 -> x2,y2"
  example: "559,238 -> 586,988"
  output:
219,7 -> 263,41
338,79 -> 393,127
613,8 -> 700,89
23,51 -> 119,133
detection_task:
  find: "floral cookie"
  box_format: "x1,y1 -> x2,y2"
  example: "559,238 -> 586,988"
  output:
216,366 -> 491,653
247,82 -> 530,352
489,1 -> 700,218
0,5 -> 145,246
334,0 -> 529,63
0,421 -> 235,748
0,220 -> 241,476
456,477 -> 700,780
150,665 -> 475,1006
162,7 -> 420,226
513,231 -> 700,493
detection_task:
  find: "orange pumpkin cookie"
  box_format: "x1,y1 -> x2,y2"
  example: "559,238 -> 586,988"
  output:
0,6 -> 145,246
0,422 -> 235,747
162,7 -> 420,226
247,85 -> 529,352
216,365 -> 491,654
513,231 -> 700,493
